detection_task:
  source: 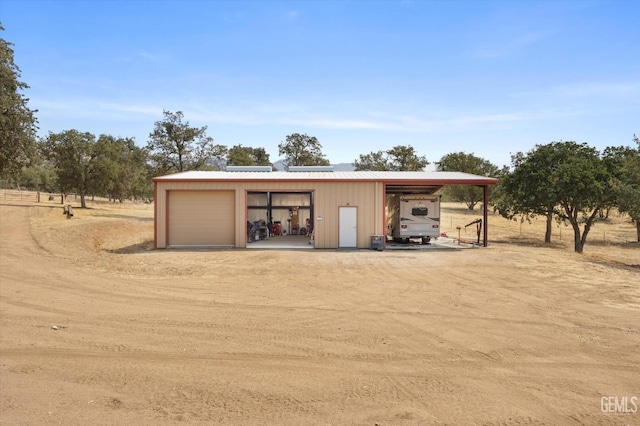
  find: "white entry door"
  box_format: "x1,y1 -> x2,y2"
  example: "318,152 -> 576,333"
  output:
339,207 -> 357,248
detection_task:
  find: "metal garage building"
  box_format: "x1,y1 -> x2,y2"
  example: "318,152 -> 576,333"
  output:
153,167 -> 498,249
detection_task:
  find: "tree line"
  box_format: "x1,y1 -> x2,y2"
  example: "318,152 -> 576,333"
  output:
494,138 -> 640,252
1,27 -> 638,251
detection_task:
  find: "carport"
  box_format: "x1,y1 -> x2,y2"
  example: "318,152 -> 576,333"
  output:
384,178 -> 492,247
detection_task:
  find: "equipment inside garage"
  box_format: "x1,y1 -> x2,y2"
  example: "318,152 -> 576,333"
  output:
247,191 -> 313,244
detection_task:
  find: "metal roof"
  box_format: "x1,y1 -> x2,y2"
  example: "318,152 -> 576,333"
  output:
153,170 -> 498,185
288,165 -> 335,172
226,165 -> 272,172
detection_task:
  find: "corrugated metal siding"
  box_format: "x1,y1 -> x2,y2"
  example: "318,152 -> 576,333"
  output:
168,190 -> 235,246
155,181 -> 384,249
311,182 -> 381,249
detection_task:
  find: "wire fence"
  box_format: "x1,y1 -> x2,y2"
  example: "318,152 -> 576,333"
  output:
2,189 -> 40,203
1,190 -> 152,210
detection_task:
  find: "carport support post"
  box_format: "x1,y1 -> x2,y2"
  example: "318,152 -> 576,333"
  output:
267,192 -> 272,228
483,185 -> 488,247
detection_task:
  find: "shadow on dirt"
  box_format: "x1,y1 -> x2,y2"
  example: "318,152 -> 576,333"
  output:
584,256 -> 640,271
492,237 -> 566,248
1,203 -> 62,210
105,240 -> 155,254
93,214 -> 153,222
495,235 -> 638,248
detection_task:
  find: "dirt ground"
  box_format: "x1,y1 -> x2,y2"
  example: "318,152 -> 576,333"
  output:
1,199 -> 638,425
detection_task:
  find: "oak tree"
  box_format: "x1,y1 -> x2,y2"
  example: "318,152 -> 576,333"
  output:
227,144 -> 271,167
0,25 -> 38,185
93,135 -> 150,202
353,145 -> 428,171
498,141 -> 610,253
494,144 -> 562,243
146,110 -> 226,174
608,135 -> 640,241
437,152 -> 500,210
278,133 -> 329,170
41,130 -> 103,208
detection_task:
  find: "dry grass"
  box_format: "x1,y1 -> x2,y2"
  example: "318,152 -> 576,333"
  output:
19,198 -> 639,281
440,202 -> 639,268
28,198 -> 639,268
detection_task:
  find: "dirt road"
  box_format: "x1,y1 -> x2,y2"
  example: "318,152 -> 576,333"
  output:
1,203 -> 638,425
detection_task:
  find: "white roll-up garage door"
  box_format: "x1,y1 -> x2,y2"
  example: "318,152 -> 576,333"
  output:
168,190 -> 235,247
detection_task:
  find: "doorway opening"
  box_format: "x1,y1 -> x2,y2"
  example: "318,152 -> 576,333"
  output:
385,184 -> 443,246
246,191 -> 315,249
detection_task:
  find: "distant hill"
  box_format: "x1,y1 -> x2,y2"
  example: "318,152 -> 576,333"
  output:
270,162 -> 436,172
272,161 -> 355,171
331,163 -> 356,171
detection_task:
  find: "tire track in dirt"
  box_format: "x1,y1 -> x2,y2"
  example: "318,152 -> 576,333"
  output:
3,347 -> 636,374
3,203 -> 639,425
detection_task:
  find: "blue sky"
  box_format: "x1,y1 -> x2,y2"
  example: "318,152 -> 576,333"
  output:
2,0 -> 639,168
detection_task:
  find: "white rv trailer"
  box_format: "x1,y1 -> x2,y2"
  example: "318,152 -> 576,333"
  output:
388,194 -> 441,244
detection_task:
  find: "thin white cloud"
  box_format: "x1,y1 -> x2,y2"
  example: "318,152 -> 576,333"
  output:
514,80 -> 640,103
138,50 -> 158,61
34,98 -> 163,121
474,30 -> 553,58
388,110 -> 575,133
111,50 -> 167,65
549,81 -> 640,98
276,117 -> 404,131
98,102 -> 165,117
32,95 -> 586,138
